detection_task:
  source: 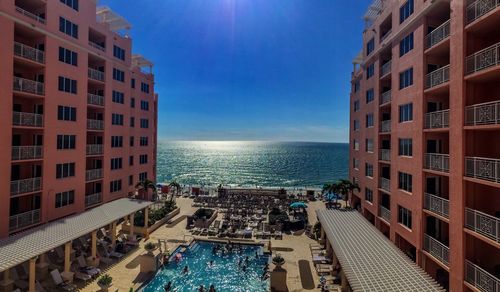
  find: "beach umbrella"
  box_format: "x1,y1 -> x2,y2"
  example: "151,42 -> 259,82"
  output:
290,202 -> 308,209
324,192 -> 339,202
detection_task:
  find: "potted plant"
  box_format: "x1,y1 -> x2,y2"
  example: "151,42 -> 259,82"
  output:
97,274 -> 113,291
144,242 -> 156,255
272,254 -> 285,267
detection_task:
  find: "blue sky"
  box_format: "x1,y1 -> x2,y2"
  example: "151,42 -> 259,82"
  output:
101,0 -> 370,142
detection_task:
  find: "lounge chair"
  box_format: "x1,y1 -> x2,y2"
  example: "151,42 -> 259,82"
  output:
103,246 -> 124,259
76,256 -> 100,276
97,250 -> 114,265
200,228 -> 208,236
70,265 -> 92,283
50,269 -> 76,291
315,263 -> 333,275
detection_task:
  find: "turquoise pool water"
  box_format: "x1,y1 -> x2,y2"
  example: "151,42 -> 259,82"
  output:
142,241 -> 270,292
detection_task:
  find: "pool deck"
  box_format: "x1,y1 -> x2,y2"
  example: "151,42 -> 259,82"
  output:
81,197 -> 326,292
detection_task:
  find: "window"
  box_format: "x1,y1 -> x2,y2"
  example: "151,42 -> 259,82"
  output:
139,172 -> 148,181
130,98 -> 135,108
366,38 -> 375,56
399,32 -> 414,57
354,100 -> 360,112
365,163 -> 374,177
59,17 -> 78,38
60,0 -> 78,11
57,135 -> 76,149
113,45 -> 125,61
111,136 -> 123,148
353,158 -> 359,169
110,180 -> 122,193
130,117 -> 135,128
129,175 -> 133,186
366,89 -> 374,104
140,119 -> 149,129
366,113 -> 374,128
366,63 -> 375,79
129,155 -> 134,166
141,82 -> 150,93
398,139 -> 413,156
398,172 -> 413,192
58,76 -> 77,94
140,136 -> 149,146
399,68 -> 413,89
131,78 -> 136,89
139,154 -> 148,164
400,0 -> 414,24
112,113 -> 124,125
353,120 -> 360,131
129,136 -> 134,147
55,190 -> 75,208
112,91 -> 124,104
58,47 -> 78,66
366,139 -> 374,152
140,100 -> 149,111
354,80 -> 360,93
398,206 -> 412,229
112,68 -> 125,82
57,106 -> 77,121
365,188 -> 373,203
353,139 -> 360,151
110,158 -> 123,170
399,103 -> 413,122
56,162 -> 75,179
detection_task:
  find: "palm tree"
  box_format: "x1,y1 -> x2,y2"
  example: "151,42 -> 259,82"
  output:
169,181 -> 181,200
135,179 -> 157,201
339,179 -> 360,208
322,182 -> 341,206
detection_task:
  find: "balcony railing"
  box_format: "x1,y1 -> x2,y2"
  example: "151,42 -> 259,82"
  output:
15,6 -> 46,24
88,68 -> 105,82
466,156 -> 500,183
465,208 -> 500,243
424,193 -> 450,219
87,119 -> 104,130
379,177 -> 390,192
424,153 -> 450,173
425,65 -> 450,89
9,209 -> 41,232
86,169 -> 103,182
379,206 -> 391,223
465,260 -> 500,292
12,146 -> 43,161
423,234 -> 449,266
465,100 -> 500,126
380,60 -> 392,77
89,41 -> 105,52
380,29 -> 392,43
14,42 -> 45,64
10,177 -> 42,195
85,193 -> 103,207
425,109 -> 450,129
466,42 -> 500,75
380,149 -> 390,162
13,112 -> 43,128
13,77 -> 44,95
86,144 -> 103,156
380,120 -> 391,133
425,19 -> 450,49
466,0 -> 500,24
87,93 -> 104,106
380,90 -> 391,105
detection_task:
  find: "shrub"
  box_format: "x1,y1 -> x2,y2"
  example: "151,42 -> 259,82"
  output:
312,222 -> 322,239
97,274 -> 112,286
144,242 -> 156,251
272,254 -> 285,265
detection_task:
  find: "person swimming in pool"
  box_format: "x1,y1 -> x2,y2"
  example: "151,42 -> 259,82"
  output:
182,265 -> 189,274
209,284 -> 216,292
164,281 -> 172,291
209,260 -> 214,267
198,285 -> 205,292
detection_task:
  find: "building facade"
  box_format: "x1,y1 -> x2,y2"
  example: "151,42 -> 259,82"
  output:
0,0 -> 157,239
349,0 -> 500,291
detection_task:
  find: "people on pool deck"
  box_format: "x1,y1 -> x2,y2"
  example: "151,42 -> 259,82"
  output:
164,281 -> 172,291
182,265 -> 189,274
198,285 -> 205,292
209,284 -> 216,292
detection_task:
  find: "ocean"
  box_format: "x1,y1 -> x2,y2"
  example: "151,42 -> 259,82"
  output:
156,141 -> 348,188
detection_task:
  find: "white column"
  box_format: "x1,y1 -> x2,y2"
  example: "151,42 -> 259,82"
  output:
28,258 -> 36,292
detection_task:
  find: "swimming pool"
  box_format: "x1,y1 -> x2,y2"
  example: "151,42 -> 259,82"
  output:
142,241 -> 270,292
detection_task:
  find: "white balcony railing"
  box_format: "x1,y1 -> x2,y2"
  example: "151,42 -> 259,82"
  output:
424,153 -> 450,173
12,146 -> 43,161
86,169 -> 103,182
466,0 -> 500,24
87,93 -> 104,106
87,119 -> 104,130
86,144 -> 103,156
85,193 -> 103,207
10,177 -> 42,195
379,206 -> 391,223
380,149 -> 390,162
89,41 -> 105,52
465,260 -> 500,292
423,234 -> 449,266
380,60 -> 392,77
14,42 -> 45,64
13,77 -> 44,95
13,112 -> 43,127
424,193 -> 450,219
88,68 -> 105,82
465,208 -> 500,243
465,100 -> 500,126
380,29 -> 392,43
379,177 -> 390,192
466,41 -> 500,75
380,90 -> 391,105
466,156 -> 500,183
15,6 -> 46,24
9,209 -> 41,232
380,120 -> 391,133
425,19 -> 450,49
425,65 -> 450,89
425,109 -> 450,129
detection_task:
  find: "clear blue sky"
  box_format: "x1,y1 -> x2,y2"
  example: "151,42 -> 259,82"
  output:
101,0 -> 370,142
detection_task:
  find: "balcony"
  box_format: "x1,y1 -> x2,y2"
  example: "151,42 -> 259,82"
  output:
466,42 -> 500,75
380,90 -> 391,106
12,146 -> 43,161
13,112 -> 43,128
465,156 -> 500,183
10,177 -> 42,195
86,144 -> 103,156
465,100 -> 500,126
15,6 -> 45,25
13,77 -> 44,96
380,29 -> 392,43
9,209 -> 41,232
379,177 -> 390,192
425,110 -> 450,129
380,60 -> 392,78
424,193 -> 450,219
425,65 -> 450,89
88,68 -> 105,82
86,168 -> 103,182
87,119 -> 104,131
14,42 -> 44,64
465,260 -> 500,292
425,20 -> 450,50
85,192 -> 103,208
465,208 -> 500,243
379,206 -> 391,223
466,0 -> 500,24
424,153 -> 450,173
423,234 -> 449,266
87,93 -> 104,107
89,41 -> 105,52
380,149 -> 390,162
380,120 -> 391,133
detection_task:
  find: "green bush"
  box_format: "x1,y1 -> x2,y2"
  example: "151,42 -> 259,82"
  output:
97,274 -> 112,286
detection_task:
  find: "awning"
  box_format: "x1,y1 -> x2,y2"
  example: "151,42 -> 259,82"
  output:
316,209 -> 445,292
0,198 -> 152,272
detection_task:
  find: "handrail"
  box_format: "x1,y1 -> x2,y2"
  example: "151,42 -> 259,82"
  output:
12,112 -> 44,127
424,193 -> 449,219
423,234 -> 449,266
466,41 -> 500,75
14,42 -> 45,64
465,156 -> 500,183
86,144 -> 104,155
465,260 -> 500,292
89,41 -> 105,52
424,153 -> 450,173
87,119 -> 104,130
87,93 -> 105,106
380,60 -> 392,77
465,207 -> 499,243
85,193 -> 103,207
466,0 -> 500,24
13,77 -> 45,95
9,209 -> 41,231
85,169 -> 103,182
379,206 -> 391,222
380,90 -> 391,105
380,120 -> 391,133
465,99 -> 500,126
10,177 -> 42,195
88,68 -> 105,82
380,149 -> 391,162
15,6 -> 46,24
425,19 -> 450,49
379,177 -> 390,192
12,146 -> 43,161
425,65 -> 450,89
424,109 -> 449,129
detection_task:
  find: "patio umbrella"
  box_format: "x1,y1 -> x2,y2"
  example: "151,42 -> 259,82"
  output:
290,202 -> 308,209
324,192 -> 339,202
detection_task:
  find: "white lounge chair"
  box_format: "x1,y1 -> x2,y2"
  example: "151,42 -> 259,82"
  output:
70,266 -> 92,283
50,269 -> 76,291
103,246 -> 124,259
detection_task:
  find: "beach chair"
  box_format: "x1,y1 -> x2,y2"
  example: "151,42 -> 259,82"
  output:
103,246 -> 124,259
70,265 -> 92,283
315,263 -> 333,275
50,269 -> 76,291
76,256 -> 100,276
97,250 -> 114,265
200,228 -> 208,236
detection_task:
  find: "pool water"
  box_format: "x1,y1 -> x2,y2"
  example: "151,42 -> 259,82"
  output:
142,241 -> 270,292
